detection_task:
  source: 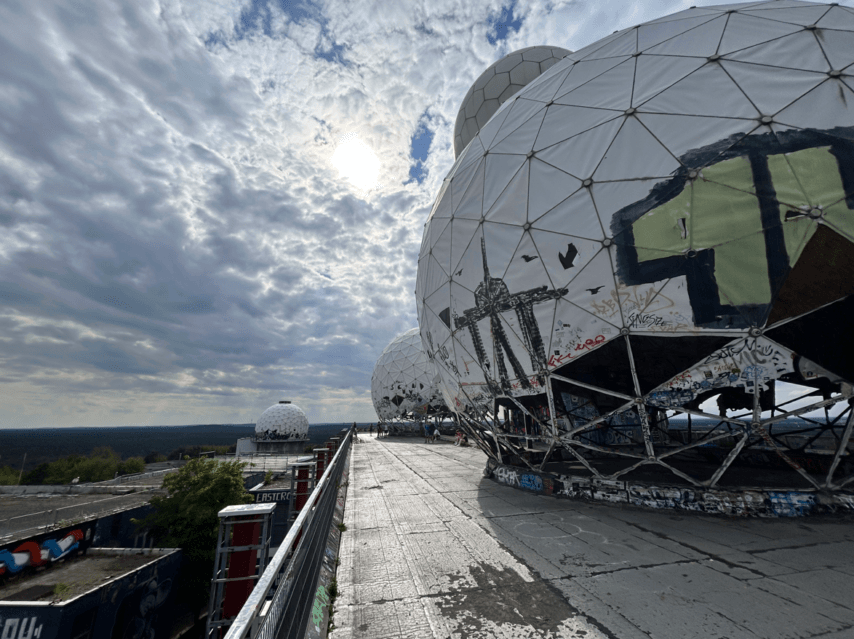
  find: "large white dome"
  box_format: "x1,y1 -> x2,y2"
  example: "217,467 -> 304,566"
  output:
417,1 -> 854,494
371,328 -> 446,421
255,401 -> 309,440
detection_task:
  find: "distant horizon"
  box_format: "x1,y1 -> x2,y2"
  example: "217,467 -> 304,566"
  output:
0,421 -> 374,431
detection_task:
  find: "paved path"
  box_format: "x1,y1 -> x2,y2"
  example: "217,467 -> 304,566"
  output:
332,434 -> 854,639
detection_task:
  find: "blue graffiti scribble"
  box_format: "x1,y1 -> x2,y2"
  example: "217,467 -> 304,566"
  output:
768,491 -> 815,517
647,389 -> 695,408
519,474 -> 543,491
742,365 -> 765,381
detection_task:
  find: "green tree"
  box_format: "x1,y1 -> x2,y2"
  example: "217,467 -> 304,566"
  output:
0,466 -> 20,485
22,463 -> 50,485
118,457 -> 145,476
136,458 -> 253,608
42,451 -> 119,484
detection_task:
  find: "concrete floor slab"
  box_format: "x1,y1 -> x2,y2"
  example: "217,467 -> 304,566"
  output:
332,435 -> 854,639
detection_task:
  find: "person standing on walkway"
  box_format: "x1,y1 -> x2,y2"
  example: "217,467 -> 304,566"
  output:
369,423 -> 374,437
424,422 -> 431,443
433,423 -> 441,442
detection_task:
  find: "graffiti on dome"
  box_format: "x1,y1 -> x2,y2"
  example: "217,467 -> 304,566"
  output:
453,238 -> 567,395
612,128 -> 854,329
647,337 -> 795,407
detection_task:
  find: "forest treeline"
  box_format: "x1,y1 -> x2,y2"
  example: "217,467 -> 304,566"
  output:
0,423 -> 348,483
0,443 -> 236,485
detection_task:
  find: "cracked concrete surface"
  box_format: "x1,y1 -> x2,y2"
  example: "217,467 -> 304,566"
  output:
331,435 -> 854,639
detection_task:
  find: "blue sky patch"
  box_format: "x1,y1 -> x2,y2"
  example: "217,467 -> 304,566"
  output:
236,0 -> 276,39
205,0 -> 347,64
487,1 -> 523,45
407,115 -> 434,185
315,39 -> 346,63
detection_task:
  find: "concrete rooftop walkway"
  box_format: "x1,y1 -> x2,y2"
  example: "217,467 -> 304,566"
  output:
332,433 -> 854,639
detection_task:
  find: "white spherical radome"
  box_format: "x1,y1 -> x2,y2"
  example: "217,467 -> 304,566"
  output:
255,402 -> 309,440
453,46 -> 572,158
371,328 -> 446,421
417,1 -> 854,492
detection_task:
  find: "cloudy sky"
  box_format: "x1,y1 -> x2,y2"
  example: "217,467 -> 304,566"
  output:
2,0 -> 840,428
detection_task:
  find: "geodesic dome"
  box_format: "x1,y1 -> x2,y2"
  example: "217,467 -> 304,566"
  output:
255,401 -> 309,440
417,0 -> 854,498
454,46 -> 571,158
371,328 -> 446,421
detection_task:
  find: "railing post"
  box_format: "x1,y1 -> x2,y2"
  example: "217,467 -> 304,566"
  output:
327,437 -> 341,456
314,448 -> 329,480
289,461 -> 316,520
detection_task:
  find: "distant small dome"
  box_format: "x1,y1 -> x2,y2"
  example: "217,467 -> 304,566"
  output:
453,45 -> 572,157
255,401 -> 309,440
371,328 -> 446,421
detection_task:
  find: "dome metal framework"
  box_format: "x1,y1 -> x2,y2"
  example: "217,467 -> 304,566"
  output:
255,401 -> 310,441
417,1 -> 854,504
371,328 -> 449,424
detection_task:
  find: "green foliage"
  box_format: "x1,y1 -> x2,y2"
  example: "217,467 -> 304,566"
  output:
136,457 -> 253,610
0,466 -> 20,485
43,449 -> 120,484
144,451 -> 167,464
138,457 -> 253,564
118,457 -> 145,476
18,448 -> 148,484
327,578 -> 338,600
327,578 -> 339,634
263,471 -> 274,486
53,583 -> 72,600
22,463 -> 50,485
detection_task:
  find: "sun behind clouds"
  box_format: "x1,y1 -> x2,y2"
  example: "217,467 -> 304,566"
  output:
332,133 -> 380,191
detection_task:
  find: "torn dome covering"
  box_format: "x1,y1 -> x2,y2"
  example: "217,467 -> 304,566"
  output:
371,328 -> 446,421
255,402 -> 310,440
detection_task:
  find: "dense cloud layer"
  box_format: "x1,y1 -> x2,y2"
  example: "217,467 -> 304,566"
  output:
0,0 -> 750,427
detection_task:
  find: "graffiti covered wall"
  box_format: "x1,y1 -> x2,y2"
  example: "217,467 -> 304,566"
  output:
485,459 -> 854,518
0,521 -> 96,579
0,549 -> 181,639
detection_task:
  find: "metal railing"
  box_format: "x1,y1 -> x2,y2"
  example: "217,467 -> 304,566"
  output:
223,428 -> 353,639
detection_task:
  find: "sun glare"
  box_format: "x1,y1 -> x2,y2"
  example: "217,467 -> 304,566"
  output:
332,134 -> 379,191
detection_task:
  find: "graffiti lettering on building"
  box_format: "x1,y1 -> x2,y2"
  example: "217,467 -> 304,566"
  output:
493,466 -> 519,487
0,617 -> 43,639
0,530 -> 85,576
519,474 -> 543,492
